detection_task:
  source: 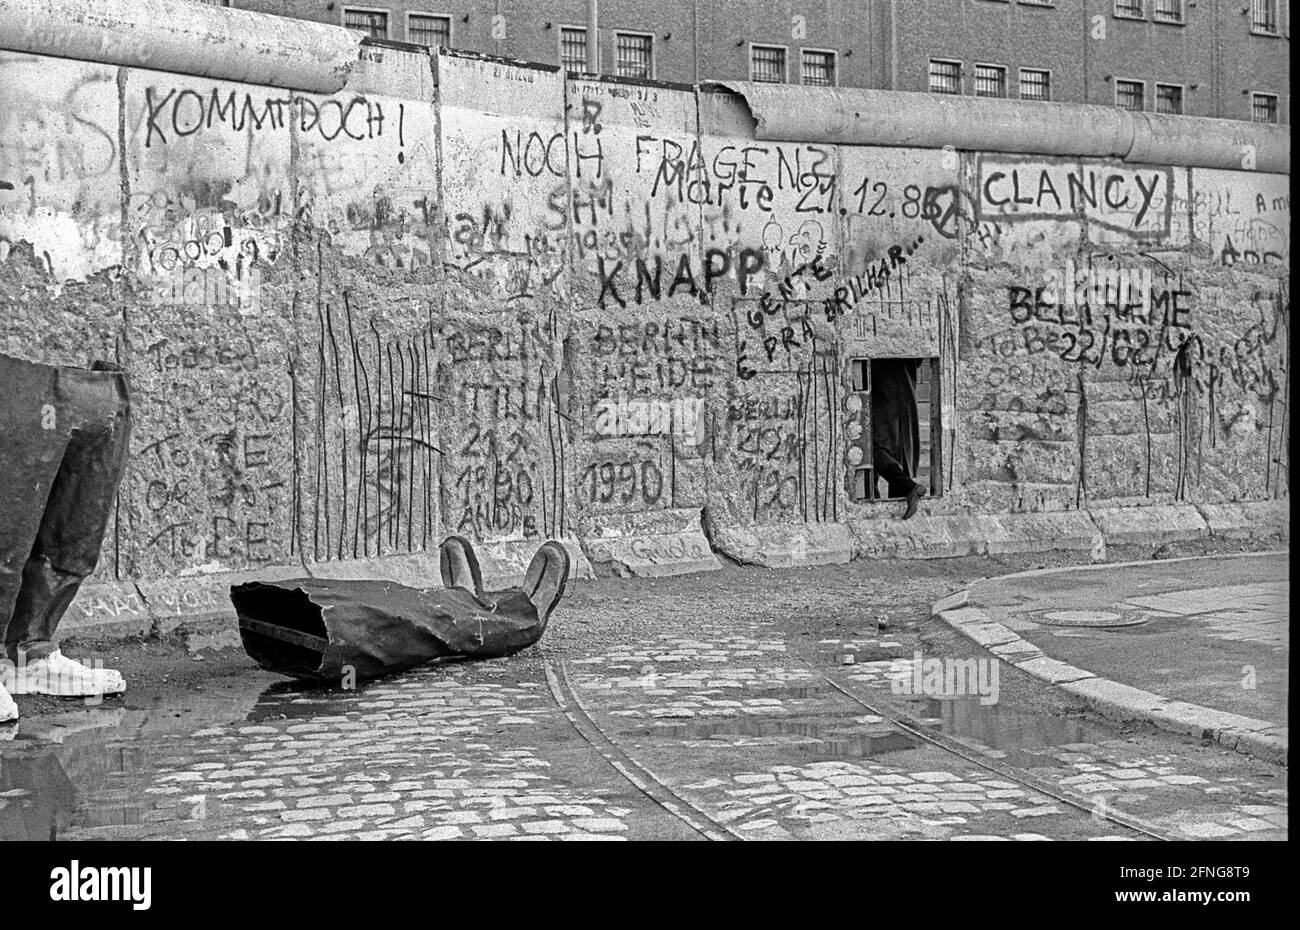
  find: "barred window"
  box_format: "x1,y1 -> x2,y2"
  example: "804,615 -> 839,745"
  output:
560,27 -> 588,72
1153,0 -> 1183,22
751,45 -> 787,83
408,13 -> 450,47
1019,68 -> 1051,101
1155,83 -> 1183,114
801,49 -> 836,87
974,64 -> 1007,98
1252,93 -> 1280,123
1115,78 -> 1145,111
928,59 -> 962,95
1114,0 -> 1144,18
343,8 -> 389,39
1251,0 -> 1279,33
615,32 -> 652,79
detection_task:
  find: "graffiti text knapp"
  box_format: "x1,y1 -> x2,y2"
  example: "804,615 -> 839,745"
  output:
976,157 -> 1173,237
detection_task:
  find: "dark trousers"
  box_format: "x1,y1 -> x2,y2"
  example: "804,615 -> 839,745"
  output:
0,354 -> 131,663
873,446 -> 919,499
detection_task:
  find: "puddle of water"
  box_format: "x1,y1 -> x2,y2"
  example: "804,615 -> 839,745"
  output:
624,715 -> 918,759
1,737 -> 161,840
904,696 -> 1113,767
0,749 -> 77,840
0,673 -> 285,840
627,693 -> 1113,769
0,659 -> 499,841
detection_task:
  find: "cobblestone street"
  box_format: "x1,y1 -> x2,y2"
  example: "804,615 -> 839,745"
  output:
0,547 -> 1287,842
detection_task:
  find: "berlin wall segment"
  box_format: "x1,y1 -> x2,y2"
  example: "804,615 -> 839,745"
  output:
0,42 -> 1289,595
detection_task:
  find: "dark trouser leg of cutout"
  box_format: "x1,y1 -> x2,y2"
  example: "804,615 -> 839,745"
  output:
0,357 -> 131,662
0,357 -> 66,660
524,541 -> 570,625
438,535 -> 485,598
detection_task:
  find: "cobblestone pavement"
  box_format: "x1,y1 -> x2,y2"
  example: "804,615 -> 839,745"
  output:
1,661 -> 697,841
562,623 -> 1287,841
0,549 -> 1288,841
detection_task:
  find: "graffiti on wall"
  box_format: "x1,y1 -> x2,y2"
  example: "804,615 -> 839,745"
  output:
2,46 -> 1292,581
306,293 -> 441,561
976,157 -> 1174,240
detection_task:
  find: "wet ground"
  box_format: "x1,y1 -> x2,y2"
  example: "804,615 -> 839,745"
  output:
0,537 -> 1288,841
975,553 -> 1289,725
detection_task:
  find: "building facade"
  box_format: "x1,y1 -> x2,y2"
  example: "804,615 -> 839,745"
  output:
220,0 -> 1289,123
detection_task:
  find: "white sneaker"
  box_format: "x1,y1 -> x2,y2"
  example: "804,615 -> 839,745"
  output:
0,679 -> 16,723
1,650 -> 126,697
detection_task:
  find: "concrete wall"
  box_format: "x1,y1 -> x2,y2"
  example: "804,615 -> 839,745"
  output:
0,13 -> 1289,635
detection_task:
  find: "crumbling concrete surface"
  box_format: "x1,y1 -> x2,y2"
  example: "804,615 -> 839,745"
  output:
0,14 -> 1289,635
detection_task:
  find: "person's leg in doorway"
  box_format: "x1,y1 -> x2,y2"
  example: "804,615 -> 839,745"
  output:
872,446 -> 925,520
870,358 -> 925,520
1,360 -> 131,701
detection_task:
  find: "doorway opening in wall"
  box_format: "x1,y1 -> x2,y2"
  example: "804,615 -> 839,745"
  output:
848,357 -> 942,503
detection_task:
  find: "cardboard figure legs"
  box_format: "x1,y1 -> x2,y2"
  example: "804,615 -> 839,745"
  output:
232,537 -> 570,683
0,355 -> 132,717
438,534 -> 486,598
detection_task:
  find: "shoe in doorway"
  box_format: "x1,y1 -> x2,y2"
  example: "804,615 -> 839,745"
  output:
902,486 -> 925,521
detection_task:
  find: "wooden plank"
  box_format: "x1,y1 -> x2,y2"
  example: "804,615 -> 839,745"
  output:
928,356 -> 944,497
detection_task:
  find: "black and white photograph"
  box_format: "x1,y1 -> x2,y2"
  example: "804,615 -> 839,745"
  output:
0,0 -> 1289,912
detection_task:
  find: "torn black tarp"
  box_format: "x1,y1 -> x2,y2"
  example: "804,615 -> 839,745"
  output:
231,537 -> 569,683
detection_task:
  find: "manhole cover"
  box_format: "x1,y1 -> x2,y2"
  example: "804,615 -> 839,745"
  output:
1037,610 -> 1149,628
